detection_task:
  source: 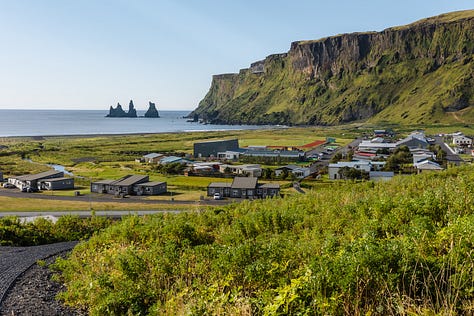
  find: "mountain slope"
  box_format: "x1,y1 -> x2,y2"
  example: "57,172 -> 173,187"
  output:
190,10 -> 474,126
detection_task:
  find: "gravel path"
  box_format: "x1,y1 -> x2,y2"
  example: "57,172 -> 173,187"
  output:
0,242 -> 86,315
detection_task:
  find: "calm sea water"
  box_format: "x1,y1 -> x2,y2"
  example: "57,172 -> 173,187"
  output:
0,110 -> 272,137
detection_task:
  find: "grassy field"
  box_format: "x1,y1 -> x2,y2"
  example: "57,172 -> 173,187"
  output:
1,125 -> 473,211
0,195 -> 206,212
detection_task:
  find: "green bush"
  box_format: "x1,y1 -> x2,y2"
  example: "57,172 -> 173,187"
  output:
55,165 -> 474,315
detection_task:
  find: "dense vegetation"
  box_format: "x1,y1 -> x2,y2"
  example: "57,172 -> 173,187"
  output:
191,10 -> 474,126
0,215 -> 113,246
54,165 -> 474,315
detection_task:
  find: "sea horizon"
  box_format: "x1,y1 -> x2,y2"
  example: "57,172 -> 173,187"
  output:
0,109 -> 275,137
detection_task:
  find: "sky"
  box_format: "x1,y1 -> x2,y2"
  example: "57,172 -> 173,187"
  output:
0,1 -> 472,111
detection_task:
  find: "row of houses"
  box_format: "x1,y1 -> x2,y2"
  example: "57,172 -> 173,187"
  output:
7,170 -> 75,191
91,175 -> 167,196
207,177 -> 280,199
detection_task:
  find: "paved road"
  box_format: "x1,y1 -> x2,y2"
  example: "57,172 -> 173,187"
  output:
433,136 -> 463,165
0,210 -> 178,218
0,241 -> 78,306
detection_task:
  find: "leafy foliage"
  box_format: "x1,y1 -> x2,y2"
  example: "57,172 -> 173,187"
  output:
0,215 -> 113,246
55,165 -> 474,315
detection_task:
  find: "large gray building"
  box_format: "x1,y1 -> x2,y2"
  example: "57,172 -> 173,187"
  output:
194,139 -> 239,158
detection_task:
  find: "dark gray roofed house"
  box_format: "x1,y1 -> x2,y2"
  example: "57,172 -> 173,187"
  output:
134,181 -> 167,196
91,175 -> 149,196
38,177 -> 75,190
207,177 -> 280,199
207,182 -> 232,197
9,170 -> 64,191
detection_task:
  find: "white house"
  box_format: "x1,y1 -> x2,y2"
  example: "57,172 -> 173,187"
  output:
453,135 -> 472,147
274,165 -> 311,179
328,161 -> 372,180
143,153 -> 164,163
219,164 -> 262,177
415,160 -> 443,173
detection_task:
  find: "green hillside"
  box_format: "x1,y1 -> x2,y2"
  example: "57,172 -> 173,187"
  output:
55,165 -> 474,314
190,10 -> 474,126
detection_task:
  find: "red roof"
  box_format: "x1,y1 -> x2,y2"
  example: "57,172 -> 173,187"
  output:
299,140 -> 326,149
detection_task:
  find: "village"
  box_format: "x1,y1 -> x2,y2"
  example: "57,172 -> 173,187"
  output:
0,129 -> 473,202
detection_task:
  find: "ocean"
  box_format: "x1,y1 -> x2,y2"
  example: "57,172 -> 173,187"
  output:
0,110 -> 272,137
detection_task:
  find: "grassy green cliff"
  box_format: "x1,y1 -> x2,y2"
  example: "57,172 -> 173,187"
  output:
191,10 -> 474,125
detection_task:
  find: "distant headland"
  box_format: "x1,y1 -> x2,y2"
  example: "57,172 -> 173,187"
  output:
106,100 -> 160,118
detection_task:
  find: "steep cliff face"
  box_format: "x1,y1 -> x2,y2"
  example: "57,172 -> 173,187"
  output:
191,10 -> 474,125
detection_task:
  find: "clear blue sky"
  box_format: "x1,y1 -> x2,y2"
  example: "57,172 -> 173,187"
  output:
0,1 -> 472,111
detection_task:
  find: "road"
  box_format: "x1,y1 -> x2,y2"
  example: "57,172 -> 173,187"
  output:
0,188 -> 230,206
433,136 -> 463,165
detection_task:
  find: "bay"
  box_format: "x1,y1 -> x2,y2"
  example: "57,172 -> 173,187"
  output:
0,110 -> 273,137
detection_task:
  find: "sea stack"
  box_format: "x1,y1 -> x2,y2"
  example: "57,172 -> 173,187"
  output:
106,100 -> 138,118
144,102 -> 160,118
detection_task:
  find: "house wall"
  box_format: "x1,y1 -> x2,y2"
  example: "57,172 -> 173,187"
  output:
207,186 -> 230,197
194,139 -> 239,158
136,183 -> 167,195
40,179 -> 75,190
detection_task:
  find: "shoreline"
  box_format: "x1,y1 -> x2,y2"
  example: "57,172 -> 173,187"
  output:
0,125 -> 287,139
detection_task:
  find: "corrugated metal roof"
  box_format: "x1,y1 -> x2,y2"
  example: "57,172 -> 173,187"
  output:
259,183 -> 280,189
231,177 -> 258,189
135,181 -> 166,187
40,177 -> 73,182
143,153 -> 162,159
92,179 -> 115,185
113,175 -> 149,186
16,170 -> 63,181
208,182 -> 232,188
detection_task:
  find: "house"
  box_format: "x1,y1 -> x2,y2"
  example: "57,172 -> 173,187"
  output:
369,171 -> 394,181
207,177 -> 280,199
217,150 -> 244,160
207,182 -> 232,197
415,160 -> 444,173
229,177 -> 259,198
159,156 -> 191,165
219,164 -> 262,177
412,151 -> 435,164
190,162 -> 222,175
274,165 -> 311,179
258,183 -> 281,198
8,170 -> 64,191
134,181 -> 167,195
194,139 -> 239,158
453,135 -> 472,147
143,153 -> 164,163
38,177 -> 74,190
328,161 -> 372,180
91,175 -> 149,195
241,149 -> 305,161
396,131 -> 429,149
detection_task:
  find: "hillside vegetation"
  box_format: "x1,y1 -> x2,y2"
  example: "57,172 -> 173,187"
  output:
190,10 -> 474,126
55,165 -> 474,315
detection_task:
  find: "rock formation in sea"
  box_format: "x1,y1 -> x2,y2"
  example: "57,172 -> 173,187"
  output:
144,102 -> 160,118
106,100 -> 138,118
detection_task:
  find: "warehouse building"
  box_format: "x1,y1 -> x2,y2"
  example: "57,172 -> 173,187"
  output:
194,139 -> 239,158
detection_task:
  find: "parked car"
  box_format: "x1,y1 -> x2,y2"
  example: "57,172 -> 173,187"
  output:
2,183 -> 15,188
213,193 -> 222,200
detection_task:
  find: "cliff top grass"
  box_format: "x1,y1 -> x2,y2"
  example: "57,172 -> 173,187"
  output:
294,10 -> 474,47
390,9 -> 474,31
